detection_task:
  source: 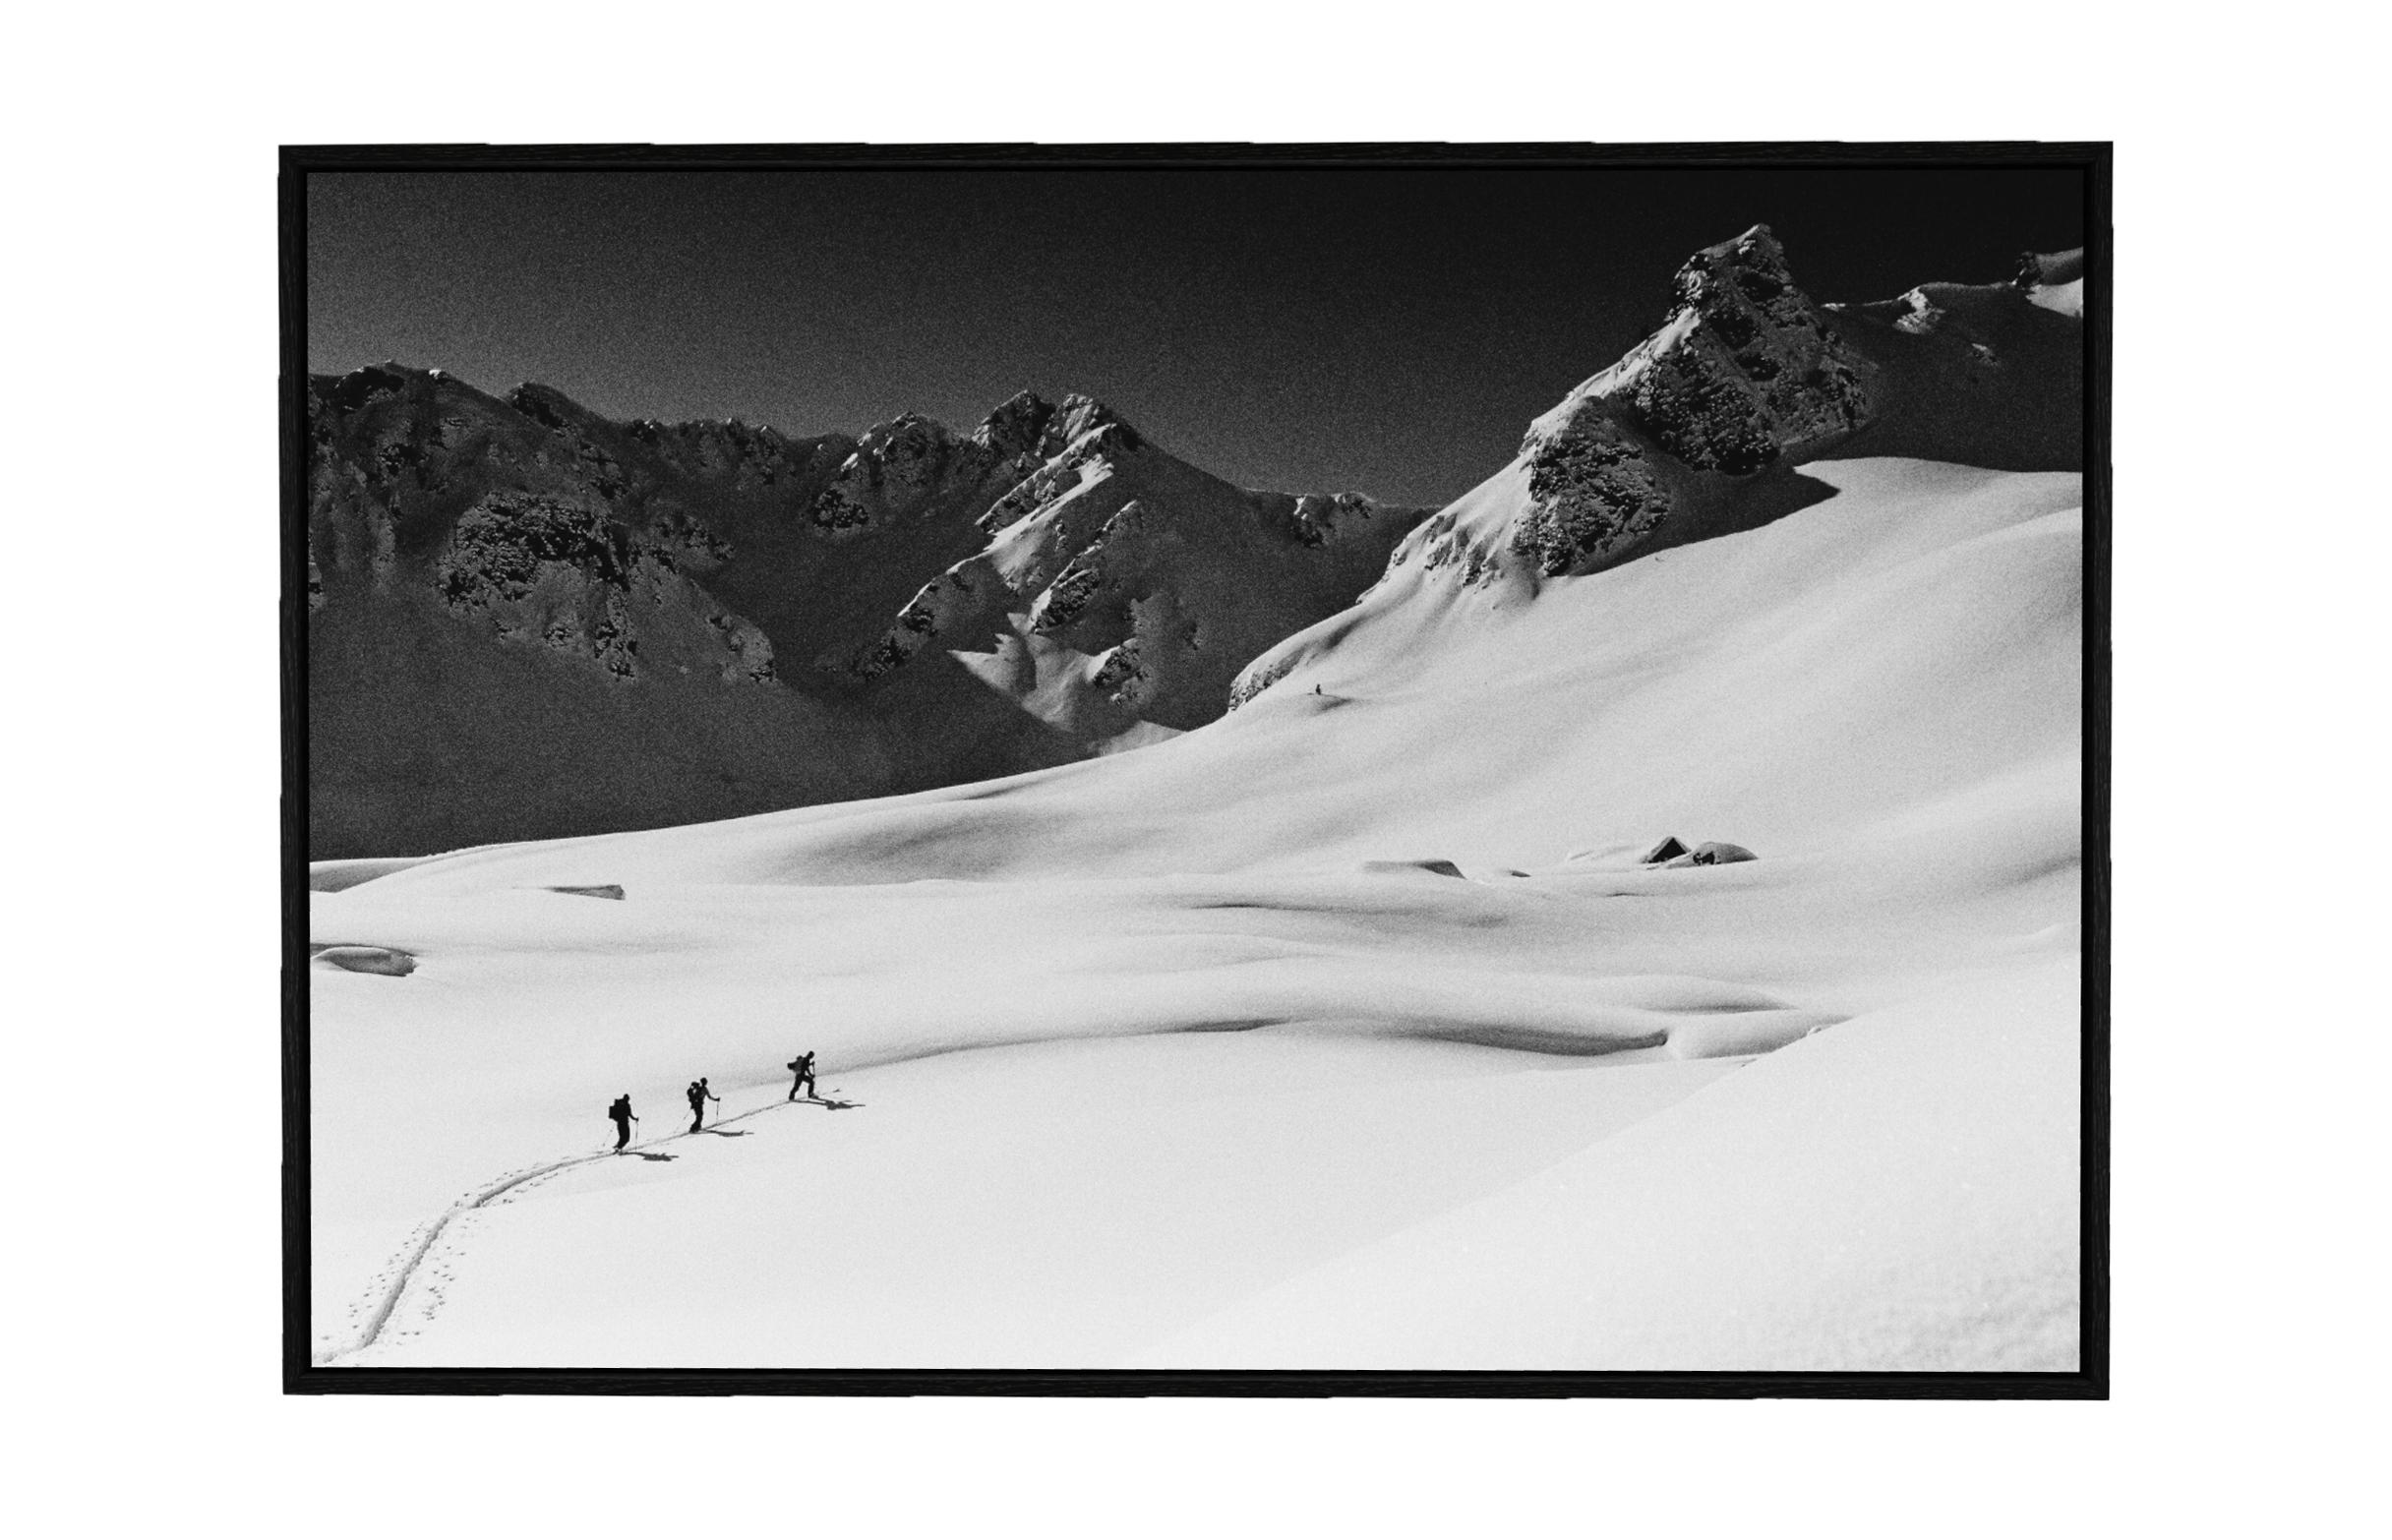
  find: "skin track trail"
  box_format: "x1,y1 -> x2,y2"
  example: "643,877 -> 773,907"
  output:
315,1090 -> 857,1365
313,1005 -> 1763,1361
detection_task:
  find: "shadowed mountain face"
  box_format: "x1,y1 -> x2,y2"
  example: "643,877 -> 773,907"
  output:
1283,228 -> 2082,612
1229,229 -> 2084,709
843,410 -> 1430,740
1496,225 -> 2082,583
306,368 -> 1428,857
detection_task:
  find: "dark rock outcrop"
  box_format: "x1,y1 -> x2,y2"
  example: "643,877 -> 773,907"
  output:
1234,227 -> 2081,713
2016,247 -> 2086,291
1504,226 -> 1879,580
1664,841 -> 1758,868
1484,225 -> 2081,583
1627,226 -> 1876,475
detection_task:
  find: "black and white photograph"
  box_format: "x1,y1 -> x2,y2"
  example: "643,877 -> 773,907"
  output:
26,2 -> 2392,1530
292,148 -> 2103,1387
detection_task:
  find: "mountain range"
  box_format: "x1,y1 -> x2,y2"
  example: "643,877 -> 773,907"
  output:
307,228 -> 2080,859
308,367 -> 1427,856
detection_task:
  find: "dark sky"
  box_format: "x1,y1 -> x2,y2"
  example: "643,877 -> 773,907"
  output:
309,165 -> 2084,507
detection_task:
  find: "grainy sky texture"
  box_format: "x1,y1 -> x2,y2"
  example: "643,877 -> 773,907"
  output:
309,165 -> 2084,505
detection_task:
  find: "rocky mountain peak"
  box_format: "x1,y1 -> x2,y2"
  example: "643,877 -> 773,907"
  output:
505,381 -> 609,434
1488,227 -> 1874,580
1050,392 -> 1136,449
973,388 -> 1061,458
970,388 -> 1141,468
1436,225 -> 2077,586
1667,223 -> 1788,311
1621,223 -> 1876,475
316,361 -> 421,416
857,410 -> 953,450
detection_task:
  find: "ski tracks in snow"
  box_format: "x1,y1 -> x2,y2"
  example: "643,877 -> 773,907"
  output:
316,1092 -> 857,1365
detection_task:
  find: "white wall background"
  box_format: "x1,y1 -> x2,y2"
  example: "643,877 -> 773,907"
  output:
7,4 -> 2379,1533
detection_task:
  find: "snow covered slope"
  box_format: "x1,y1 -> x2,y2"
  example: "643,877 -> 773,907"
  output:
310,458 -> 2083,1369
307,231 -> 2086,1370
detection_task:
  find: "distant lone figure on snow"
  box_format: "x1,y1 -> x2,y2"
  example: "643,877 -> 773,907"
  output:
609,1094 -> 637,1152
787,1051 -> 817,1101
686,1077 -> 721,1133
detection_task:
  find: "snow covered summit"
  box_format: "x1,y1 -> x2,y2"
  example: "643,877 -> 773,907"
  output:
848,394 -> 1430,742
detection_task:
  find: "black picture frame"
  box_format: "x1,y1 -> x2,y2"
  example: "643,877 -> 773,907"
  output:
284,140 -> 2110,1397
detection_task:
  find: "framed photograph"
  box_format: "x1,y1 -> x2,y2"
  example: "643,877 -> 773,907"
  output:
288,143 -> 2106,1394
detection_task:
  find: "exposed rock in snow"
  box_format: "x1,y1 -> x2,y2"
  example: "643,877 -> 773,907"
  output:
1621,225 -> 1876,475
2017,246 -> 2087,316
1501,225 -> 1877,580
807,414 -> 970,535
971,390 -> 1132,501
311,453 -> 2085,1371
851,556 -> 1010,682
1231,223 -> 2085,705
308,224 -> 2082,854
436,494 -> 637,680
1662,841 -> 1758,868
1824,244 -> 2084,469
307,365 -> 1425,855
306,365 -> 898,856
842,399 -> 1431,736
305,218 -> 2087,1373
1510,409 -> 1682,578
312,944 -> 416,977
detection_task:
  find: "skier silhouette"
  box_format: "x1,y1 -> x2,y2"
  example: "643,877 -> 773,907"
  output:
608,1094 -> 637,1151
686,1077 -> 721,1133
787,1051 -> 817,1101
